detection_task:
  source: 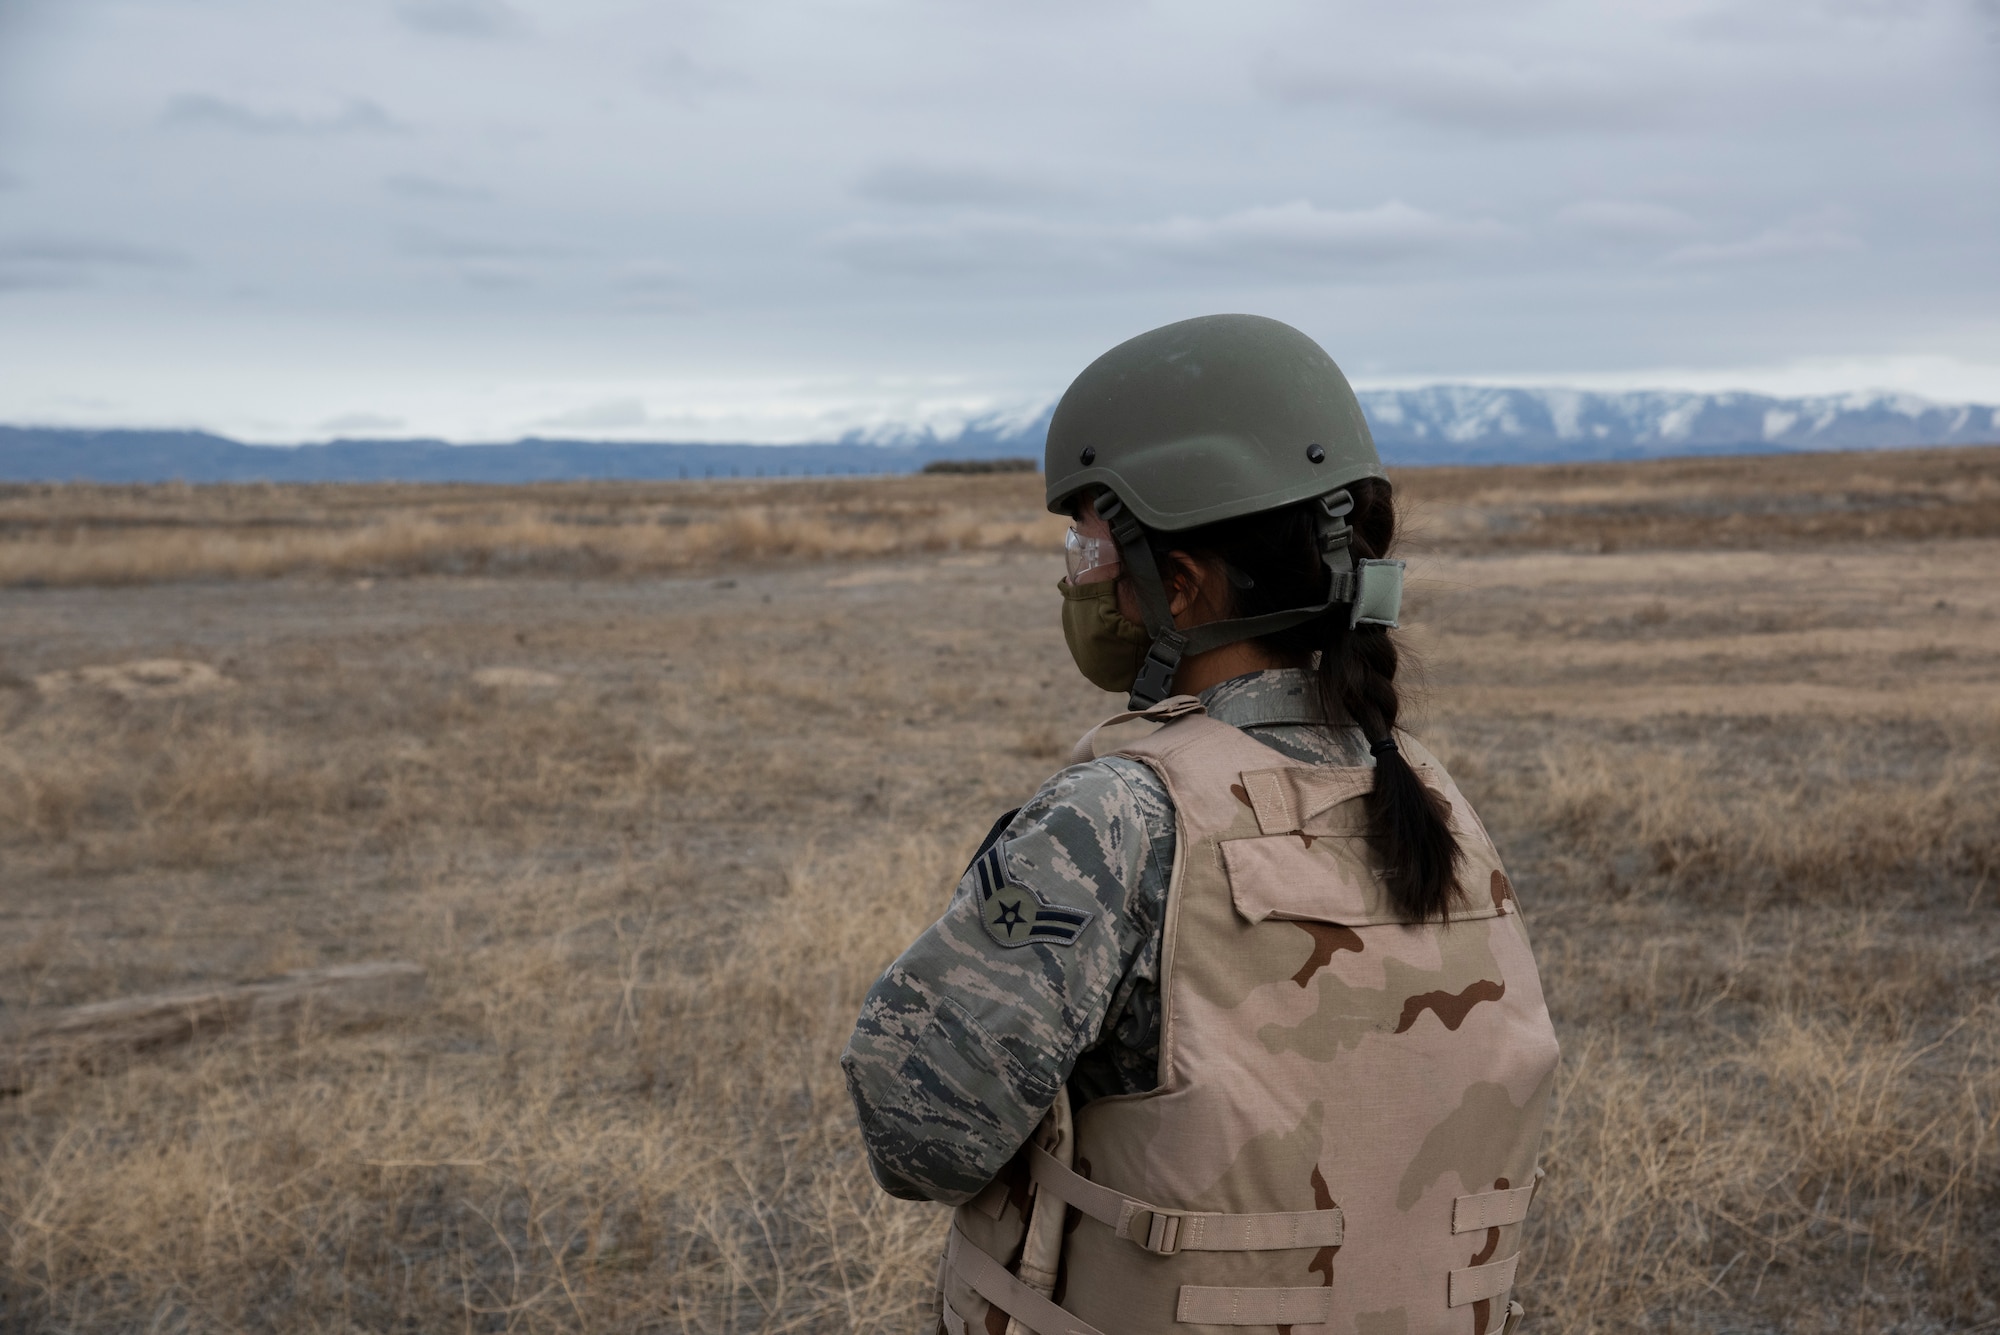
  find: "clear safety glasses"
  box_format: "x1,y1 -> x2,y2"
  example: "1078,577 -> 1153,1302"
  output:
1064,524 -> 1122,584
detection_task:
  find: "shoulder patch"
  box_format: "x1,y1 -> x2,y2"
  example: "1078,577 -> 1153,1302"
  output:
974,840 -> 1096,949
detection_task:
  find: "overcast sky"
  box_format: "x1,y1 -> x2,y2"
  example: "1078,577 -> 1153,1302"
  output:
2,0 -> 1997,442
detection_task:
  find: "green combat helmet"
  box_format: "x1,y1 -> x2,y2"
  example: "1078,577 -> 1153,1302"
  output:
1045,313 -> 1406,707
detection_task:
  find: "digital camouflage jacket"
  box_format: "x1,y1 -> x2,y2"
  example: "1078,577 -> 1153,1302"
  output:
842,669 -> 1372,1205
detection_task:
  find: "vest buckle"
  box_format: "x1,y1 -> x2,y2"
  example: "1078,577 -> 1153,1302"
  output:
1125,1207 -> 1185,1256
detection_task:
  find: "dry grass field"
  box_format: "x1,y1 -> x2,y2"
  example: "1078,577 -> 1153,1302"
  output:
2,446 -> 1997,1334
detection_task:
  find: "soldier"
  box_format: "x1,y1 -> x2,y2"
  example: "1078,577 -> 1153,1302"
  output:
843,314 -> 1561,1335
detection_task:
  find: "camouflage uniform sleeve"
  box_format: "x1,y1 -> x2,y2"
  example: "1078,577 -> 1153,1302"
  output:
840,756 -> 1174,1204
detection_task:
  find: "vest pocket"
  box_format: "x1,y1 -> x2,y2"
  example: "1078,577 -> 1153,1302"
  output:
1220,834 -> 1395,926
1221,834 -> 1504,928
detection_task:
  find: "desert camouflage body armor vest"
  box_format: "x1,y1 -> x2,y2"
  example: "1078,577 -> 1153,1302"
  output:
940,706 -> 1561,1335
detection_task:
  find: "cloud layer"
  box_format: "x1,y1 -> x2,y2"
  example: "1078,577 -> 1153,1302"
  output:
161,93 -> 406,136
0,0 -> 1994,441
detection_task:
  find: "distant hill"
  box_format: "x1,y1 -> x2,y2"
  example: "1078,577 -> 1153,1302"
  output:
0,430 -> 994,485
3,388 -> 1995,483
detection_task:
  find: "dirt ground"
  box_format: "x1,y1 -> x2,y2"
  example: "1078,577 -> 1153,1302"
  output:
2,447 -> 1997,1333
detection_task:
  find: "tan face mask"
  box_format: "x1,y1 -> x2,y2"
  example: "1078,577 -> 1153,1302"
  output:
1059,577 -> 1153,693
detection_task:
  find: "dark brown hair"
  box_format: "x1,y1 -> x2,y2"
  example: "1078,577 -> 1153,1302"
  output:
1148,478 -> 1466,922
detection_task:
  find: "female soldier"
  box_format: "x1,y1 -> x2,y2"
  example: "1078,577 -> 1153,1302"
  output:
843,315 -> 1559,1335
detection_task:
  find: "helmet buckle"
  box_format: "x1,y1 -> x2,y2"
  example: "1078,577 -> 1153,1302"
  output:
1317,490 -> 1355,560
1128,629 -> 1187,709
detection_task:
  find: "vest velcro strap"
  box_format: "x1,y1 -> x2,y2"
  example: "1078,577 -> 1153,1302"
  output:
1028,1146 -> 1344,1254
1452,1184 -> 1535,1233
1448,1252 -> 1520,1307
1175,1285 -> 1334,1326
947,1224 -> 1108,1335
939,1297 -> 970,1335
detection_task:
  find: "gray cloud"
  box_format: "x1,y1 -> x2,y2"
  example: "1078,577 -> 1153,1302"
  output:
0,168 -> 19,192
643,50 -> 747,106
0,235 -> 185,291
830,200 -> 1499,279
460,262 -> 533,289
0,238 -> 181,266
399,231 -> 561,291
395,0 -> 521,39
385,173 -> 493,203
1663,213 -> 1863,266
399,231 -> 561,261
1138,200 -> 1503,270
1557,200 -> 1701,242
855,163 -> 1075,209
615,265 -> 684,294
540,398 -> 651,429
162,93 -> 406,136
321,412 -> 406,432
0,270 -> 77,293
828,214 -> 1086,278
612,263 -> 695,312
1259,51 -> 1677,134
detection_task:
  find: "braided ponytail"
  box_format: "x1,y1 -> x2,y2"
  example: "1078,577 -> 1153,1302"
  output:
1145,478 -> 1466,922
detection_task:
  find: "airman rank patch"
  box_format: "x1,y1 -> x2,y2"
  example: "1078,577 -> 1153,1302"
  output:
974,840 -> 1094,949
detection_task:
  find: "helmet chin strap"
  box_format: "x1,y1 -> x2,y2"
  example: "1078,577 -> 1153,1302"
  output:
1099,490 -> 1404,709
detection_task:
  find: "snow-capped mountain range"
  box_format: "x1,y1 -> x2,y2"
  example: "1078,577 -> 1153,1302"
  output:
3,387 -> 1994,482
822,386 -> 2000,465
1351,387 -> 2000,464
